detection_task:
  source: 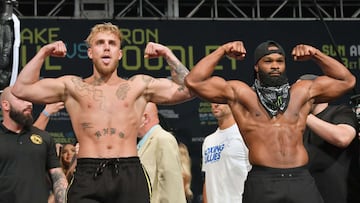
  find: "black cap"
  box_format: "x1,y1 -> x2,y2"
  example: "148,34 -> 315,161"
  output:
254,40 -> 285,64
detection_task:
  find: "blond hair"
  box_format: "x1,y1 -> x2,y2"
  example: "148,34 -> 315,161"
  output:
60,143 -> 77,182
85,22 -> 123,47
178,142 -> 193,202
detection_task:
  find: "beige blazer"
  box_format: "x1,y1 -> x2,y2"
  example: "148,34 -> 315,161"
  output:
138,125 -> 187,203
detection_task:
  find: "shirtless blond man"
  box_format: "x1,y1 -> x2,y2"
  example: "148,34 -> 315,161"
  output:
185,40 -> 355,203
12,22 -> 193,203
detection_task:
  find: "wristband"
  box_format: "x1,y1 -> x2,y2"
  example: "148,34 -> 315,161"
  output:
42,110 -> 50,117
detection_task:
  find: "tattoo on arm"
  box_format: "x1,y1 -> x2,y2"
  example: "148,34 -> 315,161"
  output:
166,57 -> 189,86
50,168 -> 68,203
177,85 -> 186,92
141,75 -> 153,84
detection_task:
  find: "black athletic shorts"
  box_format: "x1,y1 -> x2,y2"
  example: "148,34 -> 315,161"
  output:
66,157 -> 151,203
243,165 -> 324,203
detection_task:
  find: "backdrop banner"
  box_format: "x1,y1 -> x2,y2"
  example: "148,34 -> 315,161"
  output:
19,19 -> 360,202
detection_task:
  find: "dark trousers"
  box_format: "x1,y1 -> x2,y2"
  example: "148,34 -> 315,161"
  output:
67,157 -> 151,203
243,165 -> 324,203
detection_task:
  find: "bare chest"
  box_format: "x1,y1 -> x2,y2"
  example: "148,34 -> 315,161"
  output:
73,83 -> 137,113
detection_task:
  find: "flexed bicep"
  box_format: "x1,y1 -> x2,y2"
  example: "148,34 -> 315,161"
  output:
308,76 -> 352,103
187,76 -> 234,104
144,76 -> 193,105
13,76 -> 67,104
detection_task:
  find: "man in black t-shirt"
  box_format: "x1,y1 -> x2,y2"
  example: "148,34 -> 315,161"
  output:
302,74 -> 360,203
0,86 -> 68,203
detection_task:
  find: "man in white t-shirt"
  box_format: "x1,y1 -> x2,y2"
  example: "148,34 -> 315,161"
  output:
202,103 -> 251,203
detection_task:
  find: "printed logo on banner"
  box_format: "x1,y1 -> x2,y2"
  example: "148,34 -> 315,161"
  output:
198,102 -> 217,126
322,44 -> 360,70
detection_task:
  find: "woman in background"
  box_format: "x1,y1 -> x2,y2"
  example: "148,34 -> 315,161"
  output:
179,142 -> 193,203
60,143 -> 77,182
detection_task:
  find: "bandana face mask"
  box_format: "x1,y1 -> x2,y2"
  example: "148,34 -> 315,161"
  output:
252,79 -> 290,117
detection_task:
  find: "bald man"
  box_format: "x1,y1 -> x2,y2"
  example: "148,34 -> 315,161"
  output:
137,102 -> 186,203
